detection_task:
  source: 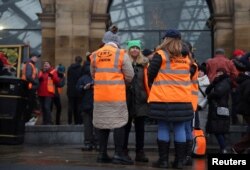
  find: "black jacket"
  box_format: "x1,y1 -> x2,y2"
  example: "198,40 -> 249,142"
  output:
67,63 -> 82,97
76,61 -> 93,112
205,74 -> 231,134
126,62 -> 149,118
236,73 -> 250,117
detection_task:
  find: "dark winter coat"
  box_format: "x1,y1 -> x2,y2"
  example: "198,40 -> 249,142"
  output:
205,74 -> 231,134
126,57 -> 149,118
147,52 -> 194,122
236,73 -> 250,117
76,61 -> 93,112
67,63 -> 83,97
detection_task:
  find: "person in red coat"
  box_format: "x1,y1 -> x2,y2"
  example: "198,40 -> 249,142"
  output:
38,61 -> 60,125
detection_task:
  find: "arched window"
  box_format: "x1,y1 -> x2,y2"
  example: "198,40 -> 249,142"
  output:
109,0 -> 211,63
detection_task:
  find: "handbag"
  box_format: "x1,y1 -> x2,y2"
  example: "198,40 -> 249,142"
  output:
216,107 -> 230,116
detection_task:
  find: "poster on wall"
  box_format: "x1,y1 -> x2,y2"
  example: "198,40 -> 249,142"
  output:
0,45 -> 29,78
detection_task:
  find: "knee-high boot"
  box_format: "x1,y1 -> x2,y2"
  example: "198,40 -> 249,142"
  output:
183,140 -> 193,166
152,140 -> 170,168
172,142 -> 186,169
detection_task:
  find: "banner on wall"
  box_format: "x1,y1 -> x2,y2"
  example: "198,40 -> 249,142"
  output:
0,45 -> 29,78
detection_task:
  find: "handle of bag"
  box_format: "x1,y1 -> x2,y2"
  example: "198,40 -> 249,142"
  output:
198,84 -> 206,98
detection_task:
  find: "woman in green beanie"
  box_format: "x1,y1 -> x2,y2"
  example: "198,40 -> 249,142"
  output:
124,39 -> 149,162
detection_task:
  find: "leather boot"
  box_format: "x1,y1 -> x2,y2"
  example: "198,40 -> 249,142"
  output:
123,149 -> 132,160
172,142 -> 186,169
112,152 -> 134,165
152,140 -> 170,168
183,140 -> 193,166
135,150 -> 149,162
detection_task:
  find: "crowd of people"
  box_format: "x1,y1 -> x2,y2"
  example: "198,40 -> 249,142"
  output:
1,25 -> 250,168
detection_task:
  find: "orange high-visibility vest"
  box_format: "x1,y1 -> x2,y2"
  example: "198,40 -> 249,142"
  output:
21,62 -> 37,89
38,69 -> 56,94
57,87 -> 63,94
90,45 -> 126,102
148,50 -> 191,103
48,69 -> 56,94
191,62 -> 199,112
56,73 -> 65,94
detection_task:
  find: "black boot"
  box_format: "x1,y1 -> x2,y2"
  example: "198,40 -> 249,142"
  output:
112,127 -> 134,165
152,140 -> 170,168
135,150 -> 149,162
172,142 -> 186,169
183,140 -> 193,166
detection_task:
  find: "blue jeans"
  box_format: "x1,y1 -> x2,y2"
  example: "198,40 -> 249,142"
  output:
185,120 -> 193,141
158,120 -> 186,142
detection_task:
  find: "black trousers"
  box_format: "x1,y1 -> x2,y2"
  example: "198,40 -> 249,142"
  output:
83,109 -> 99,145
124,116 -> 146,152
67,96 -> 82,124
51,94 -> 62,125
26,89 -> 39,122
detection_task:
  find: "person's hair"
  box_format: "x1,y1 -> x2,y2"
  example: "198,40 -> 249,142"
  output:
75,56 -> 82,63
215,48 -> 225,55
157,37 -> 182,59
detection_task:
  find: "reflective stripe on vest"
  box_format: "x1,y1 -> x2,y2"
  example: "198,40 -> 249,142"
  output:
148,50 -> 192,103
21,62 -> 37,89
191,64 -> 199,111
91,45 -> 126,102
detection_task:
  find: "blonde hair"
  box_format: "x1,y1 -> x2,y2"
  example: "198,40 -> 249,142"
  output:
156,37 -> 182,59
128,50 -> 148,66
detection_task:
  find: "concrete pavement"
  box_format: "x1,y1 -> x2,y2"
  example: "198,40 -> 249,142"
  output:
0,144 -> 207,170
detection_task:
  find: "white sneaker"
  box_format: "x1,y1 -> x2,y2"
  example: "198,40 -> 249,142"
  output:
25,117 -> 38,126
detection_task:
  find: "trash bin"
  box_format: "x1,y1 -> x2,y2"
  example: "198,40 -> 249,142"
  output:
0,76 -> 28,144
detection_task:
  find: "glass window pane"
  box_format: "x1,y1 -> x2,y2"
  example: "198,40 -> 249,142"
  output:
110,0 -> 211,63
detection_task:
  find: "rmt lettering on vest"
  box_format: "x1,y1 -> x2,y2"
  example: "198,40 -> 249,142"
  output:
97,51 -> 112,62
212,158 -> 246,166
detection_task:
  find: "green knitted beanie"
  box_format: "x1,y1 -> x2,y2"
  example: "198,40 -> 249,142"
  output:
127,40 -> 141,49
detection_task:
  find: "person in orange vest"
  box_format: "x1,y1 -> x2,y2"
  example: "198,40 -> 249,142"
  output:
37,61 -> 60,125
90,30 -> 134,165
147,29 -> 193,169
123,40 -> 149,162
51,64 -> 66,125
21,53 -> 40,122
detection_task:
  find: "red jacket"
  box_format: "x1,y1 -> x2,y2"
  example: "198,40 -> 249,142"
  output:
206,55 -> 238,86
37,68 -> 60,97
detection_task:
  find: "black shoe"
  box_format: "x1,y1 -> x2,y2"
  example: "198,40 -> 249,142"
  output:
97,153 -> 112,163
183,156 -> 193,166
81,144 -> 93,151
135,150 -> 149,162
112,153 -> 134,165
152,160 -> 169,168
